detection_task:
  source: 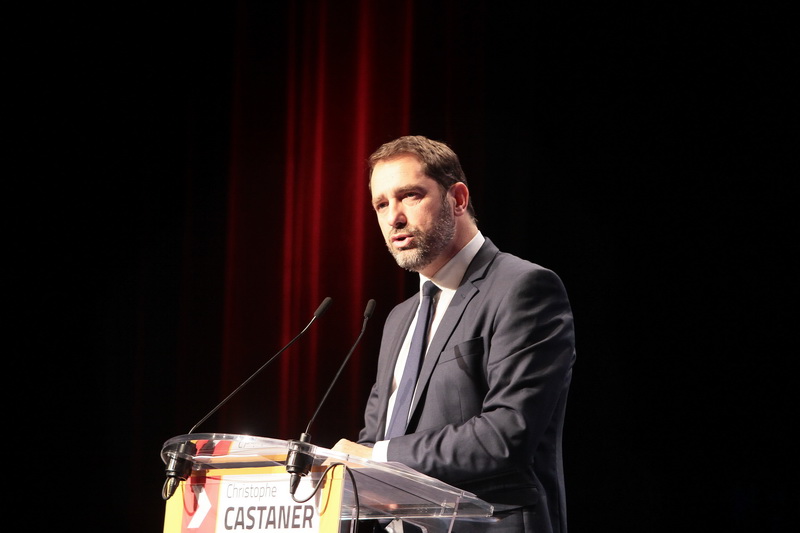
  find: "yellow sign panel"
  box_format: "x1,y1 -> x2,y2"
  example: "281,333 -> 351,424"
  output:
164,465 -> 344,533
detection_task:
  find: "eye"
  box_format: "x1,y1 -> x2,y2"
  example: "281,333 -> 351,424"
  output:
374,201 -> 388,212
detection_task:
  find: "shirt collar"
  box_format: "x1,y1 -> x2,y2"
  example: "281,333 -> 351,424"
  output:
420,231 -> 485,292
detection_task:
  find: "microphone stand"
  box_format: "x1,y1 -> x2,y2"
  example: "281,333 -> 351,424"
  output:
286,299 -> 376,496
161,297 -> 333,500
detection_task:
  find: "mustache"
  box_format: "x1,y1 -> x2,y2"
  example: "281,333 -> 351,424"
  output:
388,226 -> 419,238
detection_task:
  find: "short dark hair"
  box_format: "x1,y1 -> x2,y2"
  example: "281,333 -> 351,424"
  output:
368,135 -> 476,218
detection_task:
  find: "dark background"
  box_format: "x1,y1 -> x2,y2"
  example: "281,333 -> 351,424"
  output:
20,1 -> 795,531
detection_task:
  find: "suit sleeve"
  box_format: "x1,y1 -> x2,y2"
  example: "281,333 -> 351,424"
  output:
385,266 -> 575,486
357,380 -> 381,446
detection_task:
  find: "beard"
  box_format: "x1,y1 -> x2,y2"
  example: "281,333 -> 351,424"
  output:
386,197 -> 456,272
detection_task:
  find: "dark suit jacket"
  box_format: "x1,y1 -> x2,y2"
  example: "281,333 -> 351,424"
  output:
358,238 -> 575,533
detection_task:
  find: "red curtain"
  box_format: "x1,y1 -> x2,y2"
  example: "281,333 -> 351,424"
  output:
216,0 -> 418,445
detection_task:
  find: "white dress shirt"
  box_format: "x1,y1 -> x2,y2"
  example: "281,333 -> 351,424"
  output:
373,231 -> 485,461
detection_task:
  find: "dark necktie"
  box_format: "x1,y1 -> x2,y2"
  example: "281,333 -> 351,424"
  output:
385,281 -> 441,439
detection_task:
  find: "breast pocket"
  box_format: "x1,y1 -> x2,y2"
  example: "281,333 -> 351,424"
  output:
429,337 -> 487,421
439,336 -> 485,365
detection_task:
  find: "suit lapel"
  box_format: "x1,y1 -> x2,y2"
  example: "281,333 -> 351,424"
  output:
408,239 -> 500,420
378,299 -> 417,418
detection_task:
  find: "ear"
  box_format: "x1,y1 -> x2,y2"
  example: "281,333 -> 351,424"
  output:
450,182 -> 470,216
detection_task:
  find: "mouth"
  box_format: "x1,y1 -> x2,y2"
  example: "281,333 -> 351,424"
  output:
390,233 -> 415,249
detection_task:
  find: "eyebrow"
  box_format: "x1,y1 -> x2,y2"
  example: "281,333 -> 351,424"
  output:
391,185 -> 424,199
372,184 -> 422,202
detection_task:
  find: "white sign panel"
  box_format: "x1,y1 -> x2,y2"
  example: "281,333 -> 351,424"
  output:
212,473 -> 321,532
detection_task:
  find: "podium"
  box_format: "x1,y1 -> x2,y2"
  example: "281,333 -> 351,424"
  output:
161,433 -> 494,532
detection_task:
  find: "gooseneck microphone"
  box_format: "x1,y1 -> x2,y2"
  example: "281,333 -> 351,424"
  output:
162,296 -> 333,501
286,299 -> 376,496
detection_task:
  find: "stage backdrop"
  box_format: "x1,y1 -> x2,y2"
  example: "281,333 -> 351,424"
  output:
34,0 -> 794,532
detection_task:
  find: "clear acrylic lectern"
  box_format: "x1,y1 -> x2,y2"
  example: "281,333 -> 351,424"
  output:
161,433 -> 494,533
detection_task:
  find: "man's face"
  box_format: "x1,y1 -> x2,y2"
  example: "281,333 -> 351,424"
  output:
370,154 -> 455,273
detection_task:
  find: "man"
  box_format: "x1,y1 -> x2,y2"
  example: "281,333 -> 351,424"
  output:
334,135 -> 575,532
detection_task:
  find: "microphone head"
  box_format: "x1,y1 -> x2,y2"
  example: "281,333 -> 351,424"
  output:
314,297 -> 333,318
364,299 -> 376,319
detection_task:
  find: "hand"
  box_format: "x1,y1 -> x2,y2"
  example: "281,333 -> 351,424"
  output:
331,439 -> 374,460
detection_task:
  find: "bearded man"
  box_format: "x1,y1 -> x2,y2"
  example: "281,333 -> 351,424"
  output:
334,135 -> 576,533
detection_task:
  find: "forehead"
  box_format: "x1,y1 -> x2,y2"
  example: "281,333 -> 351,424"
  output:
370,154 -> 434,196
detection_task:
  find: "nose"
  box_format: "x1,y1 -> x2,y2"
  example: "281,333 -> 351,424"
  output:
386,200 -> 406,229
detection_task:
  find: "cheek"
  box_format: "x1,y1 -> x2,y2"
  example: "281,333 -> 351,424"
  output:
409,209 -> 434,229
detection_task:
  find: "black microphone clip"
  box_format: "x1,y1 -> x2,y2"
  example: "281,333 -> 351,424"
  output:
286,432 -> 314,495
161,440 -> 198,500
